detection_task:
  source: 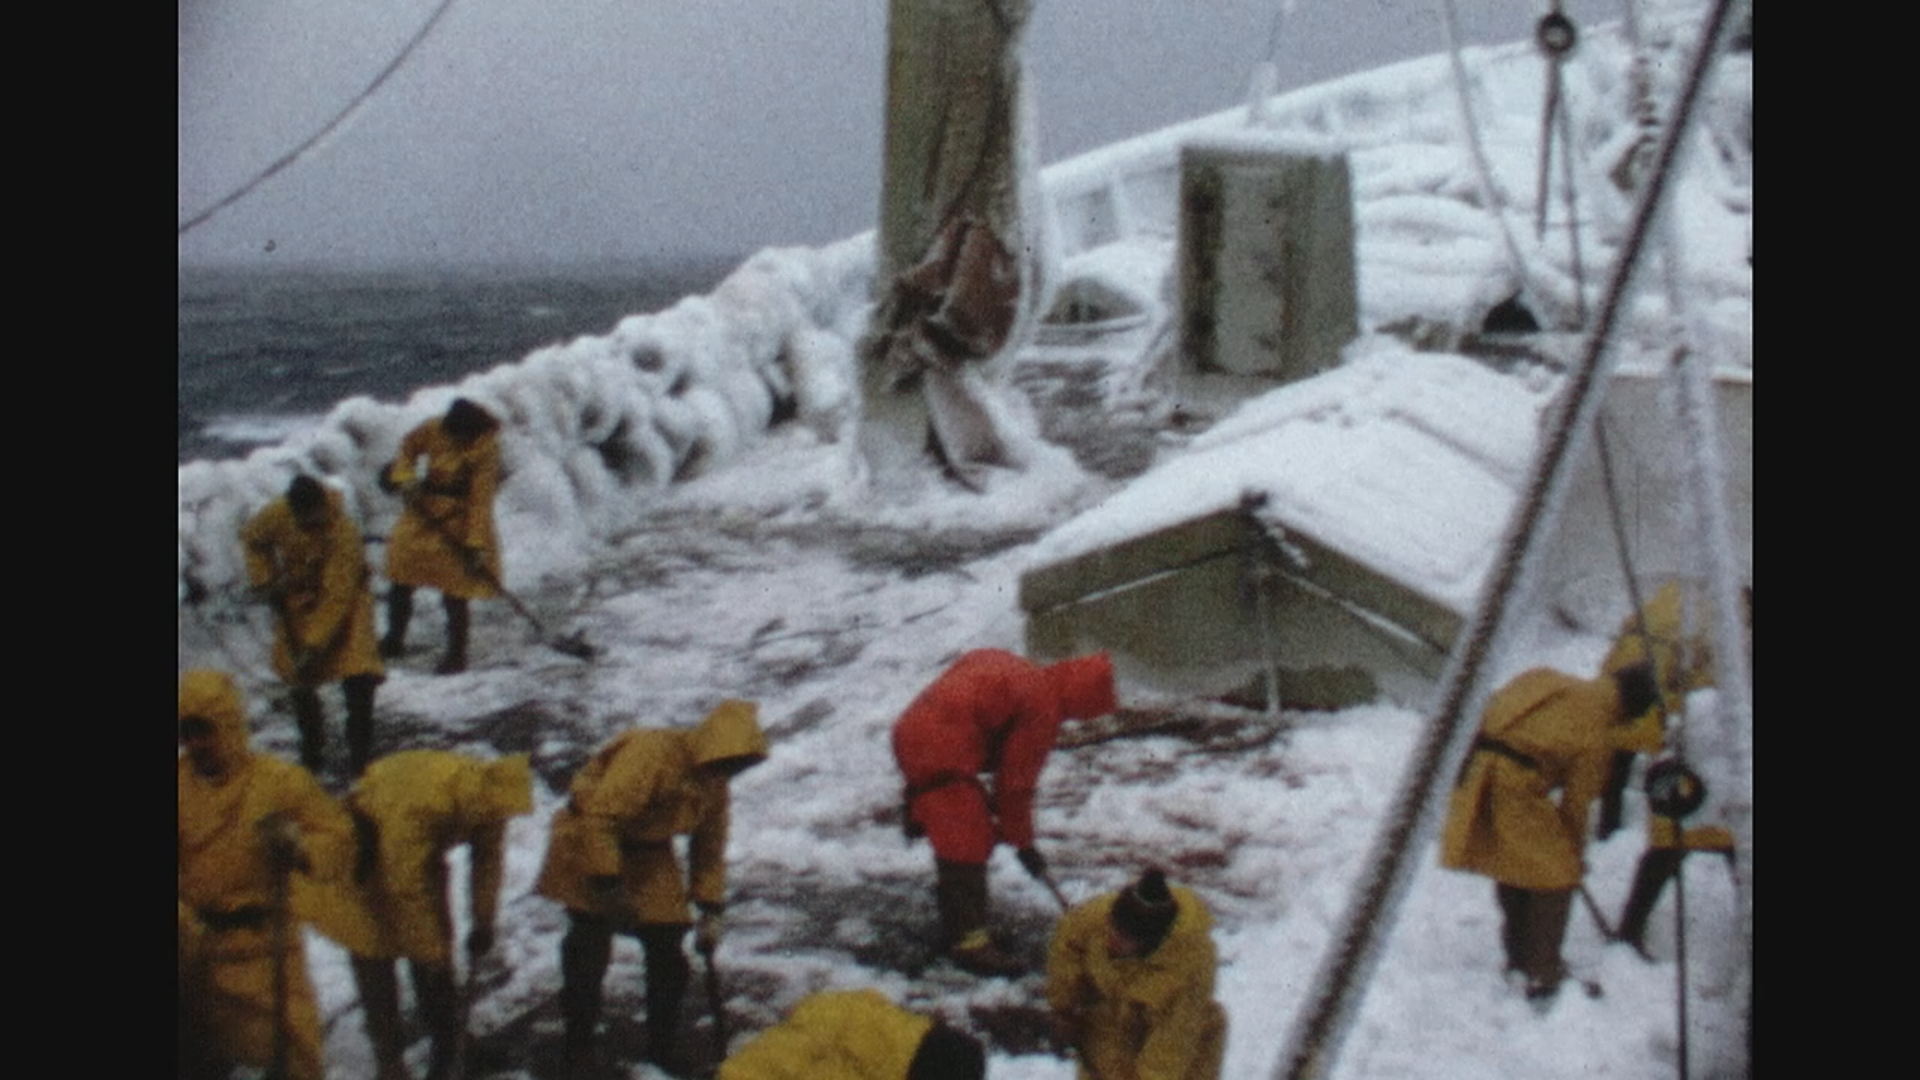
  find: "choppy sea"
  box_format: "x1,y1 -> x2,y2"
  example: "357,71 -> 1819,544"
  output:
177,258 -> 743,464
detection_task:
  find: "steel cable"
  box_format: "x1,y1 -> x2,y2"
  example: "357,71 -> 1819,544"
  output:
178,0 -> 461,238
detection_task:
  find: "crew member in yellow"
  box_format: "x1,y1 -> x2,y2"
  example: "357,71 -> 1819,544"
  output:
1046,868 -> 1227,1080
379,397 -> 503,675
1440,661 -> 1661,1000
535,700 -> 770,1078
1595,580 -> 1720,839
308,750 -> 535,1080
178,669 -> 354,1080
1607,581 -> 1751,955
241,473 -> 387,774
717,989 -> 986,1080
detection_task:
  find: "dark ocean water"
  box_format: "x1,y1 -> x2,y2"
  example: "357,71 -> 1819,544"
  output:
177,258 -> 744,463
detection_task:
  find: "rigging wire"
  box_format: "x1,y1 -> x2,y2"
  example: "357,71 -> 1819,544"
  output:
1529,2 -> 1593,327
177,0 -> 461,239
1554,80 -> 1593,325
1598,5 -> 1757,1065
1438,0 -> 1558,327
1267,3 -> 1740,1077
1650,56 -> 1756,1063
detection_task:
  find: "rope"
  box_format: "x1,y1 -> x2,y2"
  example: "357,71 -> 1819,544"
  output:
1594,417 -> 1659,700
1552,65 -> 1592,326
1535,46 -> 1563,241
177,0 -> 462,238
1533,3 -> 1595,329
1268,3 -> 1738,1075
1438,0 -> 1557,327
1601,385 -> 1692,1080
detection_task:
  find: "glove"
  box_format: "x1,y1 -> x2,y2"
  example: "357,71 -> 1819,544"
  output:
695,904 -> 725,955
1017,846 -> 1049,881
466,924 -> 496,959
257,812 -> 309,875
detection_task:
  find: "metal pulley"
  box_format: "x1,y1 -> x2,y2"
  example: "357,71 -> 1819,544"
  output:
1644,757 -> 1708,819
1536,11 -> 1578,57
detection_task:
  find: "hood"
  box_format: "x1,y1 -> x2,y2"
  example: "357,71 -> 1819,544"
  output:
690,699 -> 769,771
1046,652 -> 1117,721
178,669 -> 251,767
1606,580 -> 1721,698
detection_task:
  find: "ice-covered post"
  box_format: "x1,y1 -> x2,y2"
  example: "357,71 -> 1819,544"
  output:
859,0 -> 1053,492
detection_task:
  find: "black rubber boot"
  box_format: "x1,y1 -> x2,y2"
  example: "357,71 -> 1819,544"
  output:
640,925 -> 694,1077
351,955 -> 414,1080
1616,847 -> 1685,957
414,962 -> 460,1080
381,586 -> 414,659
290,687 -> 326,773
437,596 -> 470,675
558,913 -> 612,1079
936,859 -> 1021,976
934,858 -> 972,951
344,675 -> 380,776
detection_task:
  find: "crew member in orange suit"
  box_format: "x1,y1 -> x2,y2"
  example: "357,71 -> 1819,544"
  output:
892,648 -> 1117,974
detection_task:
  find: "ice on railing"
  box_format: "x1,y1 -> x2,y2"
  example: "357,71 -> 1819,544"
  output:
178,237 -> 877,601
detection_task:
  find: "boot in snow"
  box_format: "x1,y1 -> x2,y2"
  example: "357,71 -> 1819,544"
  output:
436,597 -> 470,675
949,927 -> 1025,977
290,688 -> 326,773
381,586 -> 414,659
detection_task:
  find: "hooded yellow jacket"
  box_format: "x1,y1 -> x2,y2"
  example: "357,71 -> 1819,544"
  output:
385,419 -> 503,598
1601,582 -> 1734,849
1602,581 -> 1719,719
536,701 -> 768,923
240,488 -> 385,686
1440,668 -> 1654,889
1047,886 -> 1226,1080
717,989 -> 933,1080
308,750 -> 534,963
176,670 -> 353,1080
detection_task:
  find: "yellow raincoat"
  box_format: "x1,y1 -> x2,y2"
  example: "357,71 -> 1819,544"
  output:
535,701 -> 768,924
717,989 -> 935,1080
177,670 -> 353,1080
385,418 -> 503,598
1601,581 -> 1734,849
1046,886 -> 1227,1080
1602,581 -> 1718,717
1440,668 -> 1655,890
308,750 -> 534,964
241,487 -> 385,687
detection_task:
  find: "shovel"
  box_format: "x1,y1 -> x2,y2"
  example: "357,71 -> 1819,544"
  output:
1035,869 -> 1072,913
393,496 -> 596,662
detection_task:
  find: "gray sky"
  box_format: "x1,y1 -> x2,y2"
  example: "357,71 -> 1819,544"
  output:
178,1 -> 1608,268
